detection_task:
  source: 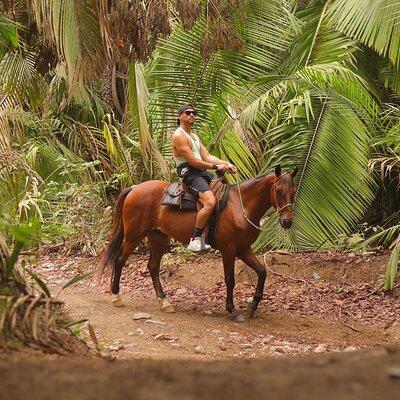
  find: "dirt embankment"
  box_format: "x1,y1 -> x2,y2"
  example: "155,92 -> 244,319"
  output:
2,345 -> 400,400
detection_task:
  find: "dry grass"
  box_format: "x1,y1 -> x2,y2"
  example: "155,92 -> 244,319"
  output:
0,232 -> 88,354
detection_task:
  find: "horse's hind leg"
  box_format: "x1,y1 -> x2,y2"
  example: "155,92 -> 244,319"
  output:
147,230 -> 175,314
238,248 -> 267,317
111,238 -> 141,307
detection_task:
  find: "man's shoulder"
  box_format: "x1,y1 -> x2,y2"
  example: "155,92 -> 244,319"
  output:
172,128 -> 183,136
172,128 -> 195,140
172,129 -> 183,140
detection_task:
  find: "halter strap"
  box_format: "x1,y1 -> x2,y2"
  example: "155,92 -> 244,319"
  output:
277,203 -> 293,212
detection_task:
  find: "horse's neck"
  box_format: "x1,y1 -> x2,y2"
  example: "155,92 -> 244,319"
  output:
238,174 -> 275,223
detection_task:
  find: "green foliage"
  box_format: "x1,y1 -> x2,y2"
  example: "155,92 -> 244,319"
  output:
328,1 -> 400,70
292,101 -> 374,248
0,150 -> 111,254
127,62 -> 170,179
0,0 -> 399,258
328,0 -> 400,93
384,237 -> 400,291
0,51 -> 46,109
39,181 -> 111,254
0,220 -> 39,284
0,14 -> 20,52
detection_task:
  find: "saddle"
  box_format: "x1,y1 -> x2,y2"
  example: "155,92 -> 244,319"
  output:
161,181 -> 199,211
161,178 -> 230,248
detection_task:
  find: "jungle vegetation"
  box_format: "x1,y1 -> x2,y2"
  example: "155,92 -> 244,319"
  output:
0,0 -> 399,290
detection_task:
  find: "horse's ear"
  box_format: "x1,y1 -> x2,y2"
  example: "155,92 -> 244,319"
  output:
275,164 -> 282,178
292,166 -> 299,178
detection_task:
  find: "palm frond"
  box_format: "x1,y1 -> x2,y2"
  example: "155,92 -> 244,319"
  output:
236,62 -> 379,142
0,51 -> 46,109
281,3 -> 354,70
328,0 -> 400,71
31,0 -> 105,93
384,236 -> 400,290
204,103 -> 259,179
149,0 -> 298,129
257,98 -> 374,251
128,62 -> 170,180
0,14 -> 21,55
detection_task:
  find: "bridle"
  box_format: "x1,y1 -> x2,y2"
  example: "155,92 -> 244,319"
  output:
234,173 -> 293,231
272,173 -> 293,213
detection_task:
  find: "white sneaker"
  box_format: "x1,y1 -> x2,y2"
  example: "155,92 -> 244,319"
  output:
187,237 -> 211,252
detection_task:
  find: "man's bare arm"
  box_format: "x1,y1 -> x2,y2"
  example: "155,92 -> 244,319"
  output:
173,134 -> 214,170
200,144 -> 237,173
200,144 -> 226,164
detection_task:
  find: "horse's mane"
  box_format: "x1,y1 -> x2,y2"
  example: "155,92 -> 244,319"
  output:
230,171 -> 293,190
230,172 -> 272,190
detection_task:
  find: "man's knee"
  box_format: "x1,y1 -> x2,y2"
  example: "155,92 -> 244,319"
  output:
207,194 -> 216,208
200,191 -> 216,209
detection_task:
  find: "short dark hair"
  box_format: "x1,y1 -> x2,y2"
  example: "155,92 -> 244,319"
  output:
176,103 -> 195,125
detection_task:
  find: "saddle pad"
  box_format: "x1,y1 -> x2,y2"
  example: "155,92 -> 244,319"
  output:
181,193 -> 198,211
166,182 -> 182,197
161,182 -> 198,210
206,180 -> 230,248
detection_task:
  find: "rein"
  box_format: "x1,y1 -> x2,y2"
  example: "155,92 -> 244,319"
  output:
233,173 -> 293,231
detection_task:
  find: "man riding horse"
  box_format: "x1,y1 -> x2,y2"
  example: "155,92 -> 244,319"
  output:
172,104 -> 237,251
100,103 -> 297,321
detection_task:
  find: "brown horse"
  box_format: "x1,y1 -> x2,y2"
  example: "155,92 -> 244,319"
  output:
100,164 -> 298,322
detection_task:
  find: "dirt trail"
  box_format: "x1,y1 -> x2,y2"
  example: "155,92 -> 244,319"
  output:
32,249 -> 400,360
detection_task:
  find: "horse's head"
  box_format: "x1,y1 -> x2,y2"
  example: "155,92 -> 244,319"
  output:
272,165 -> 298,229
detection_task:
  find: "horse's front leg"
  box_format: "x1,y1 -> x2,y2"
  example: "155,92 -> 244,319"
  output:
222,251 -> 244,322
238,248 -> 267,317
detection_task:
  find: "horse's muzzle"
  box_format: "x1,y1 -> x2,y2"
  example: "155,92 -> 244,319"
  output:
280,218 -> 292,229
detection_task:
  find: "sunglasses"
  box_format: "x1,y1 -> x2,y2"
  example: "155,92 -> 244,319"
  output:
184,110 -> 196,116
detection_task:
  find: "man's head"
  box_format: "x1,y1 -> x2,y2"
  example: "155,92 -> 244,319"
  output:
177,104 -> 196,126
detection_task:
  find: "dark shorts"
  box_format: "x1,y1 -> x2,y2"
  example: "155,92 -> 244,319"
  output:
177,164 -> 212,193
184,174 -> 212,193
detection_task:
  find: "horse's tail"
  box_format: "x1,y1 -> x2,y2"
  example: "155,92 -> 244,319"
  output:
98,187 -> 133,284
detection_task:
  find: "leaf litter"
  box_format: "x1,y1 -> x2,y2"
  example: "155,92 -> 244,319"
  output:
29,248 -> 400,359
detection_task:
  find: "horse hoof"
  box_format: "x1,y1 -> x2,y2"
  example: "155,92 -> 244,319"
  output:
230,312 -> 245,323
112,294 -> 125,308
163,305 -> 175,314
158,298 -> 175,314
